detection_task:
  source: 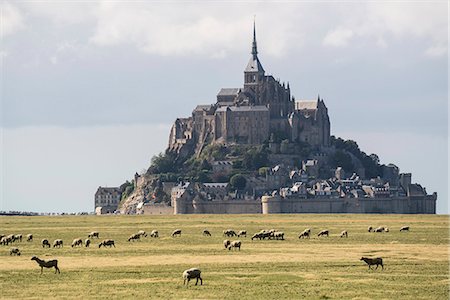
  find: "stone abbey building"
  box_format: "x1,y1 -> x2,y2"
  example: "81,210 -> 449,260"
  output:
168,23 -> 330,157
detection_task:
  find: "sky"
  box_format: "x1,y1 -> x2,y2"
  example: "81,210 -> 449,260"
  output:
0,1 -> 448,214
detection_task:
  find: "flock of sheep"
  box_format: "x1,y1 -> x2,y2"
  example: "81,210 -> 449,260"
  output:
2,224 -> 411,282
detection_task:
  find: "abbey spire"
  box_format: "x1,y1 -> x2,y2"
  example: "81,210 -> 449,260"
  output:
251,19 -> 258,59
245,20 -> 265,85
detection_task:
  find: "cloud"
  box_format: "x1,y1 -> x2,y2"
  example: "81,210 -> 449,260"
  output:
425,44 -> 447,58
321,2 -> 448,56
323,28 -> 354,47
1,1 -> 24,37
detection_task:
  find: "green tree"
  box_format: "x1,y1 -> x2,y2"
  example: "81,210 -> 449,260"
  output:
229,174 -> 247,190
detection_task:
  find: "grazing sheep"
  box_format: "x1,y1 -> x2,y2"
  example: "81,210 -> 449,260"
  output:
340,230 -> 348,238
150,230 -> 159,238
26,234 -> 33,242
317,230 -> 329,237
10,247 -> 21,256
0,236 -> 12,246
223,239 -> 231,249
182,268 -> 202,286
400,226 -> 410,232
41,239 -> 50,248
273,231 -> 285,240
202,229 -> 211,236
71,238 -> 83,247
98,239 -> 115,248
374,227 -> 384,233
251,233 -> 262,240
384,227 -> 389,232
223,229 -> 237,237
6,234 -> 16,243
137,230 -> 147,238
88,231 -> 99,239
228,240 -> 241,251
14,234 -> 23,242
172,229 -> 182,237
31,256 -> 60,274
53,239 -> 63,248
298,230 -> 310,239
85,239 -> 91,247
237,230 -> 247,238
368,226 -> 373,232
360,257 -> 384,270
128,233 -> 141,242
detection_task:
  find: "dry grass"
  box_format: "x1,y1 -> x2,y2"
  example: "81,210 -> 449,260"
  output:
0,214 -> 448,299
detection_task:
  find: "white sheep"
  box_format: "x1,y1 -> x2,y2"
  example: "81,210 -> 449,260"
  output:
228,240 -> 241,251
26,234 -> 33,242
88,231 -> 99,239
340,230 -> 348,238
150,230 -> 159,238
400,226 -> 410,232
41,239 -> 50,248
172,229 -> 182,237
71,238 -> 83,247
10,247 -> 21,256
237,230 -> 247,237
98,239 -> 115,248
182,268 -> 202,286
137,230 -> 147,237
223,239 -> 231,249
53,239 -> 63,248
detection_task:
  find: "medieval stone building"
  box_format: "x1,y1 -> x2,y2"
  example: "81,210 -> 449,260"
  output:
168,23 -> 331,157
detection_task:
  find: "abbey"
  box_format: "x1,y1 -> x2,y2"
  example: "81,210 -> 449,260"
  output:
168,23 -> 330,157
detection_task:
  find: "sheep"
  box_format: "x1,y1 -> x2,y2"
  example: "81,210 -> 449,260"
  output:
360,257 -> 384,270
182,268 -> 202,286
53,239 -> 63,248
0,236 -> 12,246
223,239 -> 231,249
41,239 -> 50,248
384,227 -> 389,233
298,230 -> 310,239
26,234 -> 33,242
137,230 -> 147,238
71,238 -> 83,247
31,256 -> 60,274
6,234 -> 16,243
128,233 -> 141,242
14,234 -> 23,242
223,229 -> 237,237
172,229 -> 182,237
10,247 -> 21,256
368,226 -> 373,232
237,230 -> 247,238
317,230 -> 329,237
374,227 -> 384,233
202,229 -> 211,236
150,230 -> 159,238
98,239 -> 115,248
228,240 -> 241,251
85,239 -> 91,247
340,230 -> 348,238
273,231 -> 285,240
251,233 -> 262,240
400,226 -> 410,232
88,231 -> 99,239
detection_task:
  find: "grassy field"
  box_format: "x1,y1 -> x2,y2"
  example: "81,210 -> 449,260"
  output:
0,214 -> 448,299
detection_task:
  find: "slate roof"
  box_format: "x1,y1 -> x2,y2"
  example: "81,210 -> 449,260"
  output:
217,88 -> 241,96
216,105 -> 268,112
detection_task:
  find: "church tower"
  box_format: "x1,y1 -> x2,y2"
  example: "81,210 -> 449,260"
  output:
244,21 -> 265,92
